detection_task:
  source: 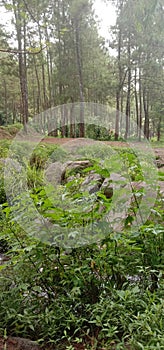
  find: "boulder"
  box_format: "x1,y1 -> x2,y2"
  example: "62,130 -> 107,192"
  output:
64,160 -> 92,175
44,161 -> 65,186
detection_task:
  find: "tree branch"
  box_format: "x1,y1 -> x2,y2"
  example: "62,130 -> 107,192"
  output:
0,46 -> 47,55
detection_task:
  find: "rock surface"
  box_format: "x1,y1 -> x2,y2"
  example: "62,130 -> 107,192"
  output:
64,160 -> 92,174
44,161 -> 65,185
81,172 -> 103,194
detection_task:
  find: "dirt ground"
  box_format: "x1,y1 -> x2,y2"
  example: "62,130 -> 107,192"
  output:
42,137 -> 129,148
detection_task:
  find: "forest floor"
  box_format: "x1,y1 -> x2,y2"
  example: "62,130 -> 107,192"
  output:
42,136 -> 129,148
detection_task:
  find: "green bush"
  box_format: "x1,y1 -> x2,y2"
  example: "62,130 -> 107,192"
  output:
30,143 -> 67,169
0,208 -> 164,348
4,123 -> 22,136
0,140 -> 11,158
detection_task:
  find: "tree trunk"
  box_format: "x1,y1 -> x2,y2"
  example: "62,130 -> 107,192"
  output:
13,0 -> 28,131
74,19 -> 85,138
143,87 -> 149,139
125,35 -> 131,140
138,66 -> 142,141
115,28 -> 122,141
61,105 -> 66,137
134,67 -> 139,137
157,115 -> 162,141
37,21 -> 47,109
115,92 -> 120,141
3,79 -> 8,125
56,0 -> 63,101
28,35 -> 41,113
44,13 -> 52,108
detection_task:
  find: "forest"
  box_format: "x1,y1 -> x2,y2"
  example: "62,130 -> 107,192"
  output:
0,0 -> 164,349
0,0 -> 163,139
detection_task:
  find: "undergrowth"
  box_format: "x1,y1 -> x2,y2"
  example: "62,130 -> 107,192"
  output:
0,140 -> 163,349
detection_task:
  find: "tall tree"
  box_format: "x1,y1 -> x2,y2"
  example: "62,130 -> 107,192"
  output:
12,0 -> 29,130
110,0 -> 164,140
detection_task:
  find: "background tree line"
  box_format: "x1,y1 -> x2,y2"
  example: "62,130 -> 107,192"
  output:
0,0 -> 163,140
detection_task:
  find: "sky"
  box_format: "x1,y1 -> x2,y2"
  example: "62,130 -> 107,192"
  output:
0,0 -> 116,41
93,0 -> 116,38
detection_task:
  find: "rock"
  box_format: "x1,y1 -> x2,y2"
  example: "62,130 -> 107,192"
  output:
81,173 -> 103,194
100,177 -> 113,198
0,337 -> 41,350
131,181 -> 147,191
100,173 -> 126,199
158,181 -> 164,196
0,158 -> 22,172
154,149 -> 164,168
44,161 -> 65,186
110,173 -> 126,183
66,173 -> 81,183
64,160 -> 92,175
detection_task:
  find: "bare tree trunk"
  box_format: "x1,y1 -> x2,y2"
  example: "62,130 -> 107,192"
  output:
115,93 -> 120,141
43,13 -> 52,108
134,67 -> 139,137
74,19 -> 85,138
56,0 -> 63,100
125,35 -> 131,140
70,101 -> 75,138
157,115 -> 161,141
61,105 -> 66,137
49,49 -> 55,105
37,21 -> 47,109
28,35 -> 41,113
138,66 -> 142,141
115,28 -> 122,141
143,87 -> 149,139
13,0 -> 28,131
3,79 -> 8,124
34,57 -> 41,114
12,101 -> 17,124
